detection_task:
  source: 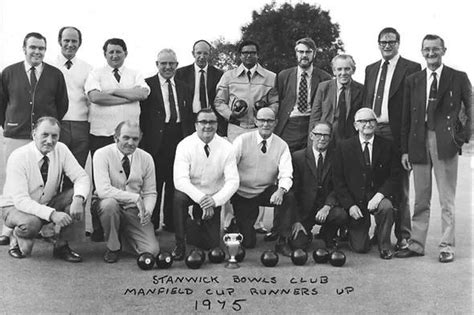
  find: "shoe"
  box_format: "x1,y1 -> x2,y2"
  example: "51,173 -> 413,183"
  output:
255,227 -> 268,234
394,248 -> 423,258
264,231 -> 278,242
275,238 -> 292,257
380,249 -> 393,260
439,252 -> 454,263
53,244 -> 82,263
0,235 -> 10,246
103,249 -> 120,263
394,239 -> 409,251
171,244 -> 186,261
8,245 -> 25,259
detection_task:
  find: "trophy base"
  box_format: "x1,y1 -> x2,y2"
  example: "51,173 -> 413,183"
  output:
225,261 -> 240,269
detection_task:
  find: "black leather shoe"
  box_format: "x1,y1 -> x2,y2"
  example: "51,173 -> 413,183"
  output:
380,249 -> 393,260
394,239 -> 409,251
394,248 -> 423,258
264,231 -> 278,242
255,227 -> 268,234
53,244 -> 82,263
104,249 -> 120,263
275,239 -> 292,257
171,244 -> 186,261
8,245 -> 25,259
439,252 -> 454,263
0,235 -> 10,246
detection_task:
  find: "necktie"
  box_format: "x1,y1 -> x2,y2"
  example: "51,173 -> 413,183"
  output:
167,79 -> 177,123
113,68 -> 121,82
204,144 -> 210,157
337,85 -> 347,138
199,70 -> 207,108
427,72 -> 437,130
261,139 -> 267,153
40,156 -> 49,184
122,155 -> 130,179
363,142 -> 371,167
373,60 -> 389,117
30,66 -> 37,89
316,152 -> 324,185
65,60 -> 72,70
297,72 -> 308,113
247,70 -> 252,82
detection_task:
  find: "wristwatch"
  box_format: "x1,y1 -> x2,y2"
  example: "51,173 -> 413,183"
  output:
279,187 -> 288,194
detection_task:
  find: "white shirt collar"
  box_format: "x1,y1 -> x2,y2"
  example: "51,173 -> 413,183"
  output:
194,63 -> 208,73
239,63 -> 258,76
427,64 -> 444,79
359,134 -> 374,147
114,144 -> 134,161
158,73 -> 175,86
106,64 -> 125,73
381,54 -> 400,67
33,144 -> 51,163
24,61 -> 43,72
58,54 -> 77,65
256,132 -> 273,147
297,64 -> 313,77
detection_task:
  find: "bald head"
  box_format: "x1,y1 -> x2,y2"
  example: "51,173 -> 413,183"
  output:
255,108 -> 276,139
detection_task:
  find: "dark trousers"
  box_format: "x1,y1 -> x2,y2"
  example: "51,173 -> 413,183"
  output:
291,206 -> 348,250
349,198 -> 394,253
280,116 -> 309,153
173,190 -> 221,250
231,185 -> 294,248
60,121 -> 90,189
152,123 -> 183,230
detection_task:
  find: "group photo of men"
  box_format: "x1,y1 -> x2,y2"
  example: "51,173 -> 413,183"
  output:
0,24 -> 470,268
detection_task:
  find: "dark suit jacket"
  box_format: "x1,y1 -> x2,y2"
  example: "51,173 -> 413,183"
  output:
274,66 -> 331,135
292,147 -> 337,224
175,64 -> 225,135
362,57 -> 421,148
139,75 -> 194,156
401,66 -> 472,162
0,61 -> 68,138
333,135 -> 400,211
308,79 -> 364,138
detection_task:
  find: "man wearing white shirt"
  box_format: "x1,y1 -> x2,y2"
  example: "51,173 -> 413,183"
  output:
53,26 -> 93,169
231,108 -> 294,255
172,108 -> 239,260
85,38 -> 150,156
0,117 -> 89,261
93,120 -> 159,263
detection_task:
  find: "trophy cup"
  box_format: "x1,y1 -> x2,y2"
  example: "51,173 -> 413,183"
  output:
223,233 -> 243,269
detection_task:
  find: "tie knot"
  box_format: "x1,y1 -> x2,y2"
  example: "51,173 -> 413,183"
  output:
113,68 -> 119,73
43,155 -> 49,163
30,66 -> 36,71
166,78 -> 172,84
432,72 -> 437,79
340,84 -> 346,91
200,69 -> 205,74
302,71 -> 307,77
65,60 -> 72,68
383,60 -> 389,67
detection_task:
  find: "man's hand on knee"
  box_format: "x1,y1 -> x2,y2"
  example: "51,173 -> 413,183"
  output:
50,211 -> 72,228
70,197 -> 85,221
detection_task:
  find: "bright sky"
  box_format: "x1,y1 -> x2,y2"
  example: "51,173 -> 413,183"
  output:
0,0 -> 472,82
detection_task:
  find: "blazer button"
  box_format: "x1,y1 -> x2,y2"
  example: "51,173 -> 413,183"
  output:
447,127 -> 451,131
447,115 -> 450,119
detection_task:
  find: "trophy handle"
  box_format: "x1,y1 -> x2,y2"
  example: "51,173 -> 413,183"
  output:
236,233 -> 243,242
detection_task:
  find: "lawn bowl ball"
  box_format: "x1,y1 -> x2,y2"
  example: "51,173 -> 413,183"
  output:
329,250 -> 346,267
235,246 -> 246,262
156,251 -> 173,269
313,248 -> 330,264
208,247 -> 226,264
185,251 -> 204,269
260,250 -> 279,267
137,252 -> 155,270
291,248 -> 308,266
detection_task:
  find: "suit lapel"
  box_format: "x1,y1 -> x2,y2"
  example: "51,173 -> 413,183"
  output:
350,137 -> 366,168
305,146 -> 318,181
348,82 -> 361,120
329,80 -> 337,120
415,70 -> 427,113
389,58 -> 406,99
371,136 -> 382,168
367,61 -> 381,106
436,66 -> 453,108
321,149 -> 332,181
310,69 -> 320,102
153,75 -> 165,111
189,66 -> 196,95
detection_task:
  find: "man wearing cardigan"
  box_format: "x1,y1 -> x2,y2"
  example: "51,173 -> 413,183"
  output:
93,121 -> 159,263
231,108 -> 294,256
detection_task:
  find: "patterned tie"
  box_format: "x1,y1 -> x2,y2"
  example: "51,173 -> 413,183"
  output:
122,155 -> 130,179
316,152 -> 324,185
337,85 -> 347,138
297,72 -> 308,112
65,60 -> 73,70
204,144 -> 210,157
167,79 -> 178,123
40,156 -> 49,184
363,142 -> 371,167
30,66 -> 37,89
261,139 -> 267,153
113,68 -> 121,82
427,72 -> 437,130
373,60 -> 389,117
247,70 -> 252,82
199,70 -> 207,108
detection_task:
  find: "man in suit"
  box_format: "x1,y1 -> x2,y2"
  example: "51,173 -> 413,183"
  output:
333,108 -> 400,259
0,32 -> 69,246
362,27 -> 421,250
291,122 -> 348,250
0,117 -> 89,261
275,37 -> 332,152
309,54 -> 363,143
175,40 -> 225,136
397,35 -> 471,263
93,120 -> 159,263
140,49 -> 194,232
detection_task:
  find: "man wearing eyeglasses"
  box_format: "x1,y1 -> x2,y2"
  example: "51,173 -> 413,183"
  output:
291,122 -> 348,251
230,108 -> 294,256
140,48 -> 194,233
362,27 -> 421,251
397,35 -> 471,263
309,54 -> 363,143
172,108 -> 239,260
276,37 -> 332,152
333,108 -> 400,259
